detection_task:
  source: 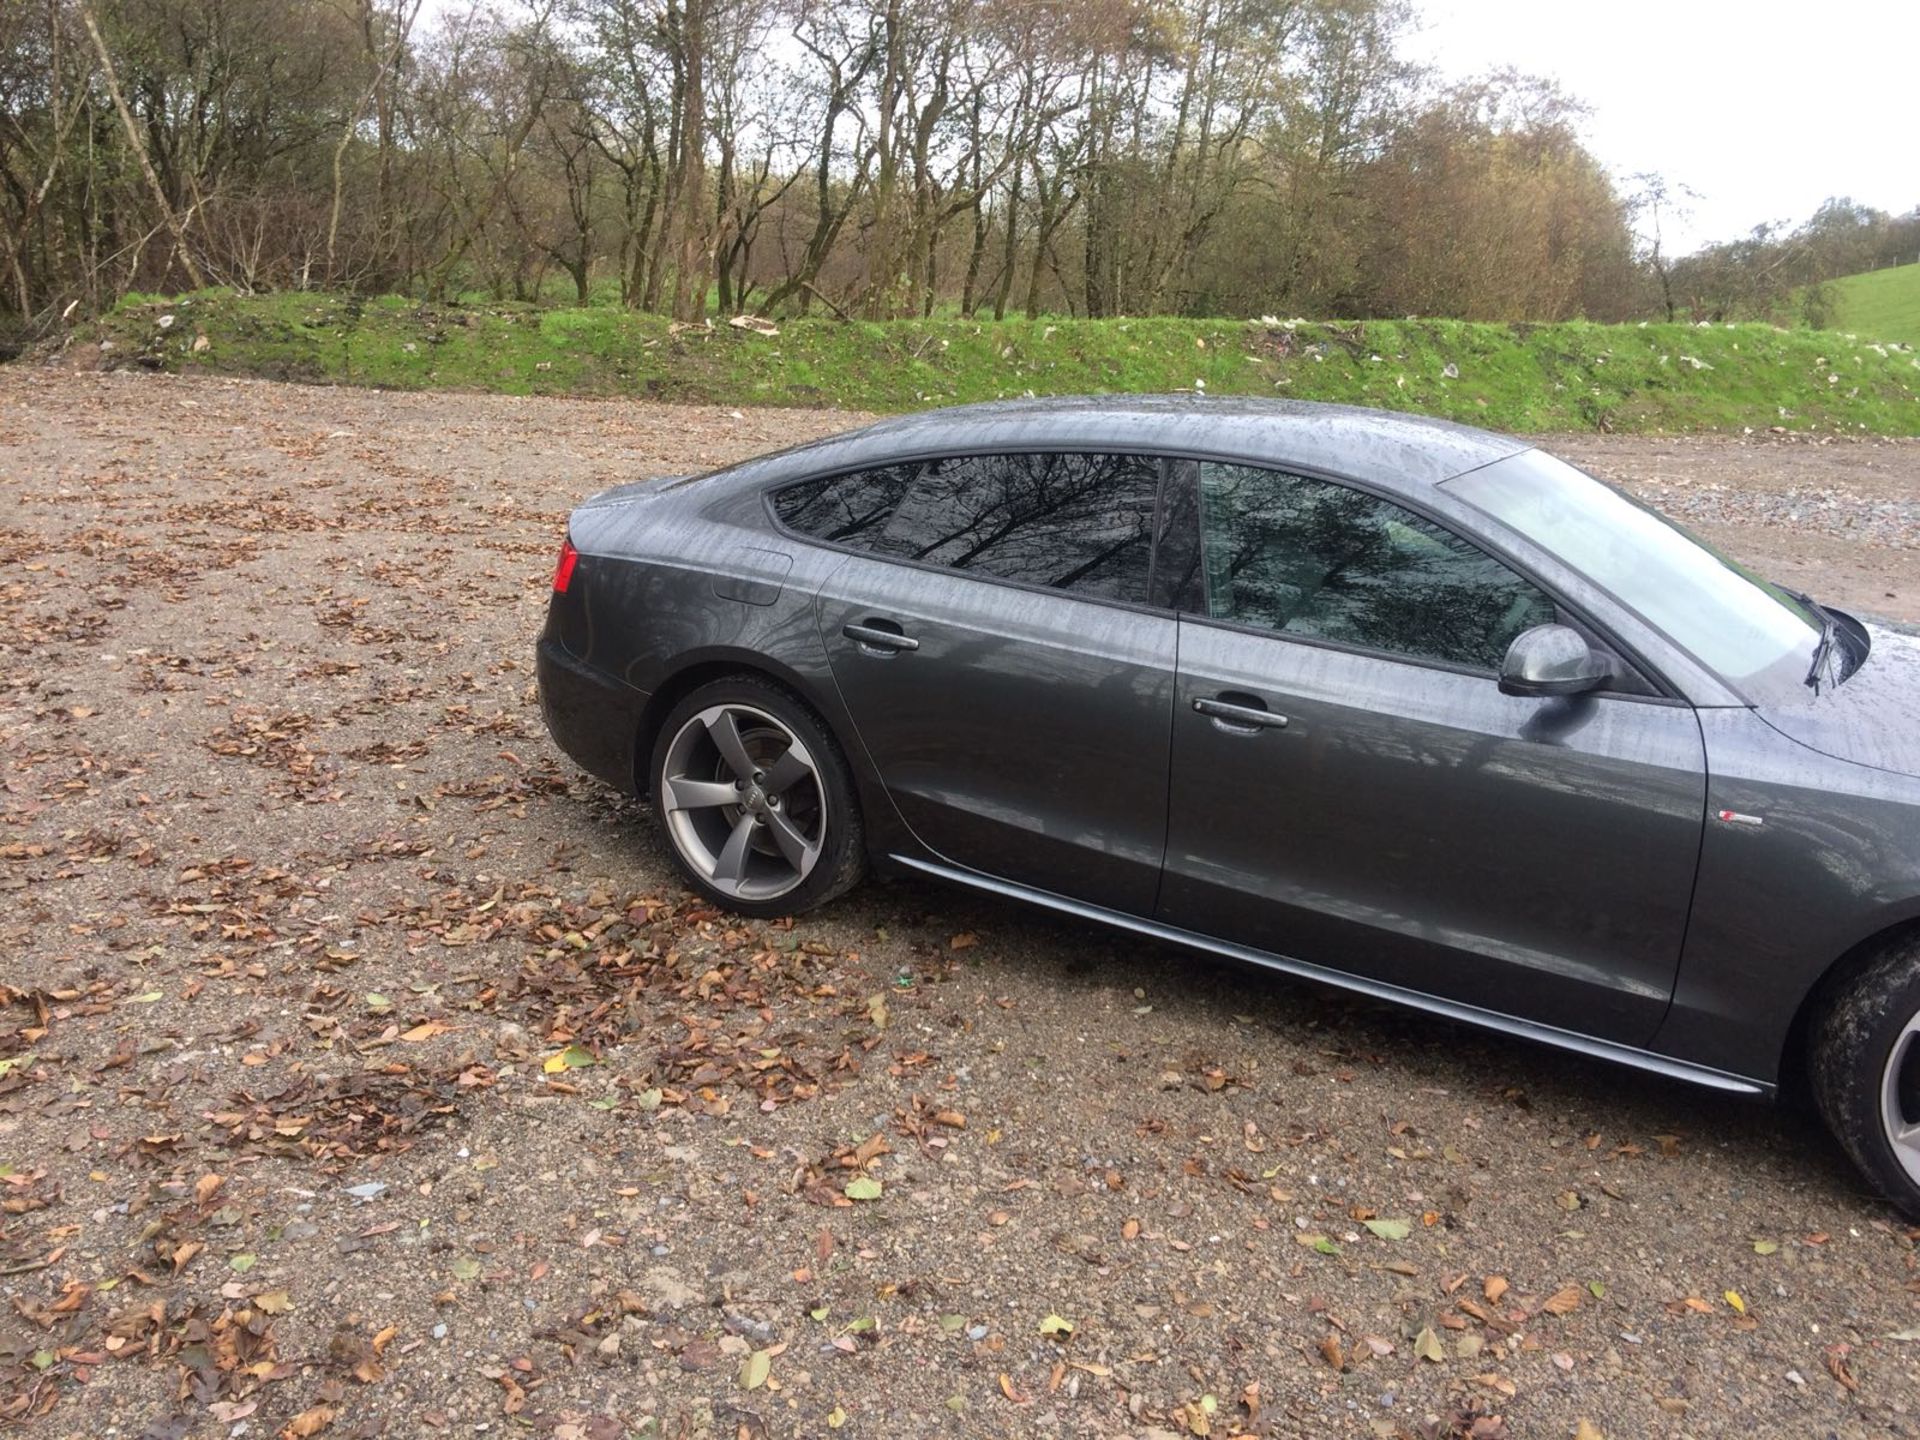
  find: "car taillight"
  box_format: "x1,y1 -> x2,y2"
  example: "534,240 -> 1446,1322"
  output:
552,537 -> 579,594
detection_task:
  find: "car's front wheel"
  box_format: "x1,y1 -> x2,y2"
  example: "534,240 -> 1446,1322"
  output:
1810,932 -> 1920,1221
647,676 -> 864,918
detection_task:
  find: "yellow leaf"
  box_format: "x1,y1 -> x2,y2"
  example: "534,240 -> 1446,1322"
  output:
1724,1289 -> 1745,1315
740,1349 -> 771,1390
542,1043 -> 597,1074
1576,1422 -> 1607,1440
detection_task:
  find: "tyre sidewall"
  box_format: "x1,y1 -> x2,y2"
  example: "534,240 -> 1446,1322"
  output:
1811,938 -> 1920,1222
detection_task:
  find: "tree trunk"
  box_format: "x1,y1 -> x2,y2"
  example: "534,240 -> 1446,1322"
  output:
669,0 -> 709,322
77,1 -> 203,290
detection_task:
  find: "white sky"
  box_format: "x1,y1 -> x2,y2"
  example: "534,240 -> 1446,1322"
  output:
1403,0 -> 1920,253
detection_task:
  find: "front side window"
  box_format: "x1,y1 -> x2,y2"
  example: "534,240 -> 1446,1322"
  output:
1446,449 -> 1821,700
873,452 -> 1161,603
1192,462 -> 1555,670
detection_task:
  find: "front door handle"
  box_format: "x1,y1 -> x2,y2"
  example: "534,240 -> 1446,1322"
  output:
1194,695 -> 1289,732
843,620 -> 919,654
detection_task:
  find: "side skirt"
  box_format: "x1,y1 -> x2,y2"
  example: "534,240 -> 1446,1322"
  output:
890,853 -> 1773,1099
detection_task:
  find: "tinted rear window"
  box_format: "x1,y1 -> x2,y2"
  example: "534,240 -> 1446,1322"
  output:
772,464 -> 917,547
874,452 -> 1161,602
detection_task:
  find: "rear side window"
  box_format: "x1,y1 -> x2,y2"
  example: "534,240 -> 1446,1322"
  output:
1194,461 -> 1555,670
772,464 -> 917,547
874,452 -> 1161,602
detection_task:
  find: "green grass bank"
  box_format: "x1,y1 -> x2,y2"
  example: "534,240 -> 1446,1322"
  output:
1826,261 -> 1920,348
82,290 -> 1920,434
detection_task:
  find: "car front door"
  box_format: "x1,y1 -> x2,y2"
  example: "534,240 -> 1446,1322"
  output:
1155,459 -> 1707,1043
800,451 -> 1178,916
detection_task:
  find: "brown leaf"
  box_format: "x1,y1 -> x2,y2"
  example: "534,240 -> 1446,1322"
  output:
1483,1275 -> 1508,1304
1318,1333 -> 1345,1371
281,1406 -> 335,1439
1538,1286 -> 1583,1317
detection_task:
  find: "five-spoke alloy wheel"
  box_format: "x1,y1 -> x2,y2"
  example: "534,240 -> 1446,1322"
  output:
648,677 -> 863,917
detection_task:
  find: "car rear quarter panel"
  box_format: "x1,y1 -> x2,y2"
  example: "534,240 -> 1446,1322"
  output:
1654,707 -> 1920,1082
564,486 -> 920,853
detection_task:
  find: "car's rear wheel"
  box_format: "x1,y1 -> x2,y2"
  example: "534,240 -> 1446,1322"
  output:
647,676 -> 864,917
1809,932 -> 1920,1221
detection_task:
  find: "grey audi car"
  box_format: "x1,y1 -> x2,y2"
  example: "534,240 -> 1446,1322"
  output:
536,396 -> 1920,1216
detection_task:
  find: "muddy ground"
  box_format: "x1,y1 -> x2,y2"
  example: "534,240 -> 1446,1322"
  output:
2,368 -> 1918,1440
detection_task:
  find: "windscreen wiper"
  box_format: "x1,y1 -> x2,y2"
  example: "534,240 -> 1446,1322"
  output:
1789,589 -> 1844,691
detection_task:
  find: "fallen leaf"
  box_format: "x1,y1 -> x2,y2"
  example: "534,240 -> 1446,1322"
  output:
281,1406 -> 335,1438
844,1176 -> 882,1202
1319,1333 -> 1345,1371
1362,1218 -> 1411,1241
1414,1326 -> 1446,1362
739,1349 -> 771,1390
1538,1285 -> 1582,1316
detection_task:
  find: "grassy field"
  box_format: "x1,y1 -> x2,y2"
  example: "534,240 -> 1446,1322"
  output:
82,289 -> 1920,434
1825,261 -> 1920,346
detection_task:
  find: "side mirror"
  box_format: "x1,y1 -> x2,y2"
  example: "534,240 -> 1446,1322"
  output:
1499,624 -> 1610,698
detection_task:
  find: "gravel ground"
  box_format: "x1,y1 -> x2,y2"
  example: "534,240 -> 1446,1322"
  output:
2,368 -> 1919,1440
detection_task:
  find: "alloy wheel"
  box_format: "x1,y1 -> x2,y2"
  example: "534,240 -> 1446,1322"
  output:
1884,1011 -> 1920,1188
659,703 -> 826,901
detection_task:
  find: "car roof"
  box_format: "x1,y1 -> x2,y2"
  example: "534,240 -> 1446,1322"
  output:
724,395 -> 1529,495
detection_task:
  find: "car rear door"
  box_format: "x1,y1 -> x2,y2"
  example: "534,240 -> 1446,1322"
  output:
1155,459 -> 1707,1043
802,451 -> 1177,915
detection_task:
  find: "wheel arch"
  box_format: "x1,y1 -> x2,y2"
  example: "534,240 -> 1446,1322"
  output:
631,649 -> 845,795
1778,911 -> 1920,1103
626,649 -> 926,866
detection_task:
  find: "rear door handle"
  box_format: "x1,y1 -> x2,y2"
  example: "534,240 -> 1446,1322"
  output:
843,620 -> 919,653
1194,695 -> 1289,732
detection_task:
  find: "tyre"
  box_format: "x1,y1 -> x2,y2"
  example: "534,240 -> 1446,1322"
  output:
1809,932 -> 1920,1221
646,675 -> 865,918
